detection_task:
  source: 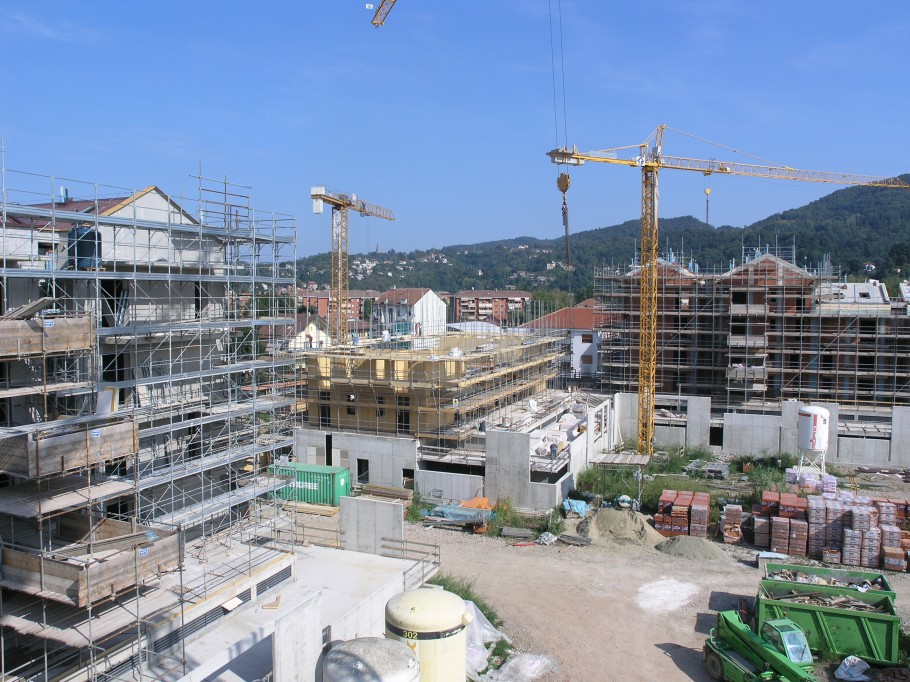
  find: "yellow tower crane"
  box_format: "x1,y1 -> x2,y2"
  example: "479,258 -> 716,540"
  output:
311,187 -> 394,344
371,0 -> 398,27
548,125 -> 909,456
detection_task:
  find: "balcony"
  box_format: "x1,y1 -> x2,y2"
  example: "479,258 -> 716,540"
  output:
727,366 -> 767,381
728,335 -> 766,348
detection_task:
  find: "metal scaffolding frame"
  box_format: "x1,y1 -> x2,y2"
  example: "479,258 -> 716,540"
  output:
0,159 -> 297,681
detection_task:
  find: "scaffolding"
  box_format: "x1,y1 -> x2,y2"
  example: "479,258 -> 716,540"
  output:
0,160 -> 297,680
594,245 -> 910,415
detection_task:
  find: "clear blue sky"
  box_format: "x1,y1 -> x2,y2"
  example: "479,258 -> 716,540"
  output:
1,2 -> 908,258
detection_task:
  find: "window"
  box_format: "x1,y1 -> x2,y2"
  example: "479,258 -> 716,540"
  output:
581,355 -> 593,365
397,396 -> 410,407
346,394 -> 356,415
581,333 -> 593,344
376,395 -> 385,417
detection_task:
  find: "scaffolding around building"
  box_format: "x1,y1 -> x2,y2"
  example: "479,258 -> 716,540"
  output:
0,159 -> 298,680
594,245 -> 910,420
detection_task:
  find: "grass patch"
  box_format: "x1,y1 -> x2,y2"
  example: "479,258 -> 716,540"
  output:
405,489 -> 426,523
426,572 -> 514,671
427,572 -> 502,627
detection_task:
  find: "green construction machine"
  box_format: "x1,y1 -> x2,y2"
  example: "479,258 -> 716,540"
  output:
704,610 -> 816,682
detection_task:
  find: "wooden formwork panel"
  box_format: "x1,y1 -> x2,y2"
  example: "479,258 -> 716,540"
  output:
0,317 -> 95,358
0,518 -> 179,607
0,419 -> 138,478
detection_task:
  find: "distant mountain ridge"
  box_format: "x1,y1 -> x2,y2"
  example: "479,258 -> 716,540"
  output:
297,174 -> 910,293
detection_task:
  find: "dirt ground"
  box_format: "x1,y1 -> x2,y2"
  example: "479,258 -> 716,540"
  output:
405,515 -> 910,682
297,469 -> 910,681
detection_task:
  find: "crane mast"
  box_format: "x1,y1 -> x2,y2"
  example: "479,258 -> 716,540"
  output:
548,126 -> 909,456
311,187 -> 394,344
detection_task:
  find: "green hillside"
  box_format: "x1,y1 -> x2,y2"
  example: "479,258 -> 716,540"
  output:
297,174 -> 910,295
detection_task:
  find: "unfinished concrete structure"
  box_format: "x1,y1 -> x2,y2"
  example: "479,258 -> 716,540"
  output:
295,324 -> 612,509
0,166 -> 297,680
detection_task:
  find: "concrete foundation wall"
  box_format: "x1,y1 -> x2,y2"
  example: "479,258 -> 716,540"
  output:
837,436 -> 891,465
416,470 -> 484,502
340,497 -> 404,556
722,413 -> 781,456
655,425 -> 686,449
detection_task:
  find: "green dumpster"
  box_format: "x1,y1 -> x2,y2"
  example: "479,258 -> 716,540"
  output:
756,579 -> 900,665
269,462 -> 351,506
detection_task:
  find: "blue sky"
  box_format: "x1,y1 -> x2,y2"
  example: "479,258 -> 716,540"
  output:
1,2 -> 908,258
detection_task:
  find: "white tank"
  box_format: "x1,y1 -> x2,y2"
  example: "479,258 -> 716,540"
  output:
798,406 -> 830,454
322,637 -> 419,682
385,587 -> 472,682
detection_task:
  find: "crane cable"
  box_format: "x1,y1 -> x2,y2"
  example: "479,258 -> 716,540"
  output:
549,0 -> 573,291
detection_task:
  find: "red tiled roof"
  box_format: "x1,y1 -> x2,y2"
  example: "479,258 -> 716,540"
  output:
376,288 -> 432,305
521,305 -> 594,330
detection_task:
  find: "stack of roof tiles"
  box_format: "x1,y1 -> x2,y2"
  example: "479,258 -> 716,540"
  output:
752,489 -> 910,571
654,490 -> 710,538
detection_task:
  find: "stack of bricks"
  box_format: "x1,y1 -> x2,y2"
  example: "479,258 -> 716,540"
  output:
752,491 -> 910,570
654,490 -> 711,538
771,517 -> 791,554
690,493 -> 710,538
722,504 -> 743,544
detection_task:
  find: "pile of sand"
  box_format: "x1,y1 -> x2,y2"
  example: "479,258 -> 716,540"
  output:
656,535 -> 725,561
577,509 -> 665,545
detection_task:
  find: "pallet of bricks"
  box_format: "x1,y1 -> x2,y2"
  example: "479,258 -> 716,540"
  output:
752,489 -> 910,572
654,490 -> 710,538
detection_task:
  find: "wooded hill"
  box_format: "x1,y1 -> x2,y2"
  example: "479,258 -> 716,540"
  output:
297,174 -> 910,294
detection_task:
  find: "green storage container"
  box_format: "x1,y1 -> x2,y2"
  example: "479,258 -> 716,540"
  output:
756,579 -> 900,665
764,562 -> 896,602
269,462 -> 351,506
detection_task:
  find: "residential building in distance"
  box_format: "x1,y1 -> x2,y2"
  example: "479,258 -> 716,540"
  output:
522,299 -> 598,383
453,289 -> 532,324
373,287 -> 447,336
297,288 -> 379,321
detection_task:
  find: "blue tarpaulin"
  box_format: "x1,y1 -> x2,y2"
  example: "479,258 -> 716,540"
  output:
422,504 -> 492,524
562,498 -> 589,516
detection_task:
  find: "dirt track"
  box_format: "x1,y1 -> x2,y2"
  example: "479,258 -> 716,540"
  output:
405,517 -> 910,682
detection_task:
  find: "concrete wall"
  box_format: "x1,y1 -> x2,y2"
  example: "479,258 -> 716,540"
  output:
295,428 -> 327,465
837,436 -> 891,466
723,413 -> 781,456
614,393 -> 638,447
655,425 -> 686,449
340,497 -> 403,555
686,397 -> 711,449
891,406 -> 910,467
415,470 -> 484,502
484,429 -> 532,508
332,432 -> 418,488
275,592 -> 322,682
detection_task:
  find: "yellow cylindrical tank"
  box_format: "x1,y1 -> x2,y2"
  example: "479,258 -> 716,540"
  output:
322,637 -> 419,682
384,587 -> 472,682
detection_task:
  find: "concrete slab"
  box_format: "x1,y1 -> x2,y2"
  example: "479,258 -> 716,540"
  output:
163,545 -> 426,682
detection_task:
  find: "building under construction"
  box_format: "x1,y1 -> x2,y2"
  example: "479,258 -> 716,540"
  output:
294,318 -> 613,510
595,247 -> 910,412
0,165 -> 297,679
